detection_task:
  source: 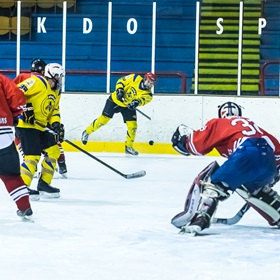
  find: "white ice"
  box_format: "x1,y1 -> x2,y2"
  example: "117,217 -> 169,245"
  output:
0,152 -> 279,280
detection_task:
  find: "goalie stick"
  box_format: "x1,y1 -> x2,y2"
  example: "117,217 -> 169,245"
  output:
38,123 -> 146,179
212,203 -> 251,225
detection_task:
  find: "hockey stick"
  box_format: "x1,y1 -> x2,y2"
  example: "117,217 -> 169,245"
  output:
64,140 -> 146,179
38,123 -> 146,179
212,203 -> 251,225
136,109 -> 151,120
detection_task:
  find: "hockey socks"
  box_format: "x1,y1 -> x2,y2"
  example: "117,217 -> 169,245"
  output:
0,175 -> 31,211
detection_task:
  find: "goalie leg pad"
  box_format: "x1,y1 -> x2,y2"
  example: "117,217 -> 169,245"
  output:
171,161 -> 221,228
236,186 -> 280,226
171,183 -> 201,228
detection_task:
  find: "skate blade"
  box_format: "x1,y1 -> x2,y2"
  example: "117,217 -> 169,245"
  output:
29,194 -> 41,201
20,215 -> 34,223
59,172 -> 68,179
179,225 -> 202,236
125,153 -> 138,157
39,191 -> 60,199
51,169 -> 68,179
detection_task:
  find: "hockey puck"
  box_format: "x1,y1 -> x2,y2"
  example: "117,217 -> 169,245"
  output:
149,140 -> 154,146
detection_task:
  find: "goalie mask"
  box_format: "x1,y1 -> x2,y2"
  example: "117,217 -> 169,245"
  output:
30,58 -> 46,75
218,101 -> 242,118
143,72 -> 156,89
44,63 -> 65,90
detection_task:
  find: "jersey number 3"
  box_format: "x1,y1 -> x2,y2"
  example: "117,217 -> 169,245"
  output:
231,119 -> 263,136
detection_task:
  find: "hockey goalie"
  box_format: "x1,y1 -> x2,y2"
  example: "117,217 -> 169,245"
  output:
171,102 -> 280,235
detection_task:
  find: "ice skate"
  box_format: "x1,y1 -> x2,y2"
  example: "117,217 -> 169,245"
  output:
37,178 -> 60,198
180,216 -> 208,236
27,187 -> 41,201
81,130 -> 89,145
17,208 -> 34,222
58,161 -> 67,179
125,146 -> 139,156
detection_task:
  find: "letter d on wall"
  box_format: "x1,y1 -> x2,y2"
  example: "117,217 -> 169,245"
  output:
83,18 -> 93,34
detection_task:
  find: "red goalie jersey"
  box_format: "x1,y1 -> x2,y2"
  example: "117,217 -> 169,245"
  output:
186,116 -> 280,165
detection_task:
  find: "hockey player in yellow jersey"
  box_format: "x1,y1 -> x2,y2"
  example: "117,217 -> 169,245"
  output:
15,63 -> 65,199
14,58 -> 68,178
81,72 -> 156,155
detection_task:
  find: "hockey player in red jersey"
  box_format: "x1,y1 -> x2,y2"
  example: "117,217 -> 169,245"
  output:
0,73 -> 33,221
171,101 -> 280,235
13,58 -> 46,84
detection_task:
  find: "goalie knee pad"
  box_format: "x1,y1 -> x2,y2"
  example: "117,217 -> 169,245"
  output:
236,185 -> 280,226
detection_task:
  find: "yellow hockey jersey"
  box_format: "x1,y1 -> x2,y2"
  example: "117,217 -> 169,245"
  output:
16,75 -> 61,131
111,74 -> 153,108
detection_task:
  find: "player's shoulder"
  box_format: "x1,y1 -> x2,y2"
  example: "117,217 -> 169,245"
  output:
32,75 -> 49,88
210,116 -> 246,122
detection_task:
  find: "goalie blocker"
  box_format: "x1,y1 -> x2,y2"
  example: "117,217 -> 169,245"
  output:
171,161 -> 280,231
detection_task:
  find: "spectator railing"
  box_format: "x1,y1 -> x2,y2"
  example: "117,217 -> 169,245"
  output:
0,69 -> 187,93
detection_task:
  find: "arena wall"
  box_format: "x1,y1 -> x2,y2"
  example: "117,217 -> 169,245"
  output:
60,93 -> 280,155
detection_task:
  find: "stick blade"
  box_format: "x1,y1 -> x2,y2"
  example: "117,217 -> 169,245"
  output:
125,170 -> 146,179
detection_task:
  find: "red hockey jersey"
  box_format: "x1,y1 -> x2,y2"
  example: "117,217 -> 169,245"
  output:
13,73 -> 32,84
13,72 -> 43,84
186,116 -> 280,164
0,74 -> 26,127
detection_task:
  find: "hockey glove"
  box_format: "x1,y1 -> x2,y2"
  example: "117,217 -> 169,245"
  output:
116,88 -> 125,102
171,125 -> 192,156
52,122 -> 65,142
128,99 -> 140,110
13,116 -> 19,126
22,103 -> 35,124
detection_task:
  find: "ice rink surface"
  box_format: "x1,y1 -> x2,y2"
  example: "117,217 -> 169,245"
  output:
0,152 -> 279,280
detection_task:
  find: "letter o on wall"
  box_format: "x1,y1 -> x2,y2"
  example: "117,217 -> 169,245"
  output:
127,18 -> 137,34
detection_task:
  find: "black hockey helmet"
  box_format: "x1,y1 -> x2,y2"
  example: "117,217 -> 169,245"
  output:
30,58 -> 47,74
218,101 -> 242,118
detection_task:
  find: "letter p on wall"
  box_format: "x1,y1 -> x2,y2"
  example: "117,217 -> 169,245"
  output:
259,18 -> 267,35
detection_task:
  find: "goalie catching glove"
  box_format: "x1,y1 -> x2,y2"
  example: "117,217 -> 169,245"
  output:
51,122 -> 65,142
171,124 -> 192,156
128,99 -> 140,110
22,103 -> 35,124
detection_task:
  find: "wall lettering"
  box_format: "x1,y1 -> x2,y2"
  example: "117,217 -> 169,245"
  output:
127,18 -> 138,34
216,18 -> 223,35
258,18 -> 267,35
34,17 -> 268,35
83,18 -> 93,34
37,17 -> 46,33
